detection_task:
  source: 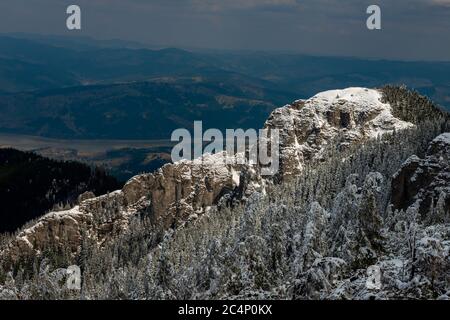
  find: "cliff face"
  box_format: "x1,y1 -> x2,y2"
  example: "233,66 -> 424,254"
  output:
1,87 -> 417,261
264,88 -> 413,179
121,151 -> 260,229
5,191 -> 131,262
391,133 -> 450,220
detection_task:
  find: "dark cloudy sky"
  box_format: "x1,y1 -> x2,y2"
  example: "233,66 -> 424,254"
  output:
0,0 -> 449,60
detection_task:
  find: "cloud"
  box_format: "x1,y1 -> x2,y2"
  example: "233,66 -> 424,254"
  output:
189,0 -> 299,11
430,0 -> 450,5
0,0 -> 449,60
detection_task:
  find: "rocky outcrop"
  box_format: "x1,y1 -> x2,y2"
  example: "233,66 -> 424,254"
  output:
3,191 -> 132,263
77,191 -> 96,204
121,151 -> 263,229
264,88 -> 413,179
1,87 -> 417,261
2,152 -> 255,262
391,133 -> 450,220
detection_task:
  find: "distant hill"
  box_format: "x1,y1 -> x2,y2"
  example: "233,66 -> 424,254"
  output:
0,148 -> 123,233
0,35 -> 449,112
0,78 -> 292,139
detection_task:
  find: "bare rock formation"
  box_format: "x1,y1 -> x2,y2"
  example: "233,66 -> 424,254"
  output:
391,133 -> 450,220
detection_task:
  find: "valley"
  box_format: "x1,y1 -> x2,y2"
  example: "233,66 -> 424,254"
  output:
0,133 -> 174,181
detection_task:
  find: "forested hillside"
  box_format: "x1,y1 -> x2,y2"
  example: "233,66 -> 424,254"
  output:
0,149 -> 123,233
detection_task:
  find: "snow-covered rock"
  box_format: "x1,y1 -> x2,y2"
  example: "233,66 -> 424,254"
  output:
391,132 -> 449,220
264,87 -> 414,179
2,191 -> 135,263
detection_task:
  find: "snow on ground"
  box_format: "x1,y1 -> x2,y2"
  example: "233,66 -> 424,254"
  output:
308,87 -> 414,137
311,87 -> 384,107
433,132 -> 450,144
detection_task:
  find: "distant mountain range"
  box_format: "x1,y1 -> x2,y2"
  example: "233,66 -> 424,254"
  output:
0,33 -> 449,183
0,36 -> 448,139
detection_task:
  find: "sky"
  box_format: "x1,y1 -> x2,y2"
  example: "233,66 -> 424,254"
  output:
0,0 -> 449,60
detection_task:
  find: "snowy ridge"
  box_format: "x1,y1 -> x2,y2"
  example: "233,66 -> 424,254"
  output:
2,87 -> 417,261
309,87 -> 413,137
311,87 -> 389,108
